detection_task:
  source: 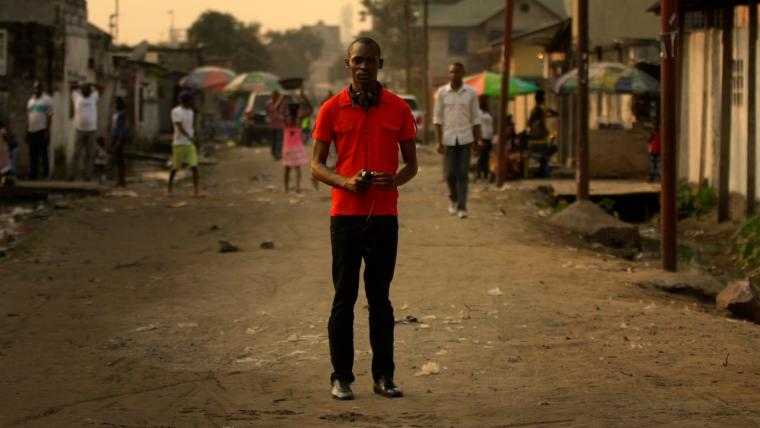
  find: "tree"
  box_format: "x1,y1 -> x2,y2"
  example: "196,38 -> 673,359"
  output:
187,10 -> 270,71
328,54 -> 349,84
265,28 -> 324,80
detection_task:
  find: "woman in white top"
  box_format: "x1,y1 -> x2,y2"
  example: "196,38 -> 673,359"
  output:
476,96 -> 494,182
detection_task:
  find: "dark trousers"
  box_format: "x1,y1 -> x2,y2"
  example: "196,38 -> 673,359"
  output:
445,143 -> 471,210
329,216 -> 398,383
477,139 -> 492,179
28,131 -> 49,180
271,128 -> 283,160
114,143 -> 126,186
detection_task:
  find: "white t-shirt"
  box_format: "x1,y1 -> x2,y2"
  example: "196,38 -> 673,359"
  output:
171,106 -> 194,146
480,110 -> 494,140
72,89 -> 99,131
27,94 -> 54,133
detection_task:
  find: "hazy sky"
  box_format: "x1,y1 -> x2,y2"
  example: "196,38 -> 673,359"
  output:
88,0 -> 368,45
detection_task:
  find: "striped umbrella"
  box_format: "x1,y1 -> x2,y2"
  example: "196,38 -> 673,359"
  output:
180,66 -> 237,91
224,71 -> 282,94
464,72 -> 540,98
551,62 -> 660,95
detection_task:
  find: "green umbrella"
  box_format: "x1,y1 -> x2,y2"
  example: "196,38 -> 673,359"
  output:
224,71 -> 282,94
464,71 -> 540,97
551,62 -> 660,95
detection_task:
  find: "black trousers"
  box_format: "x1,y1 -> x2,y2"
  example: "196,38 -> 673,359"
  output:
329,216 -> 398,383
28,131 -> 49,180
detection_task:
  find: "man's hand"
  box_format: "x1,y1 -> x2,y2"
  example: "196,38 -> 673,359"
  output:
342,170 -> 372,193
372,172 -> 396,190
436,143 -> 445,155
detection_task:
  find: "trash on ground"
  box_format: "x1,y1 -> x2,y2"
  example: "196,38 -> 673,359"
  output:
177,322 -> 198,328
260,240 -> 275,250
219,240 -> 240,253
169,201 -> 188,208
415,361 -> 440,376
486,287 -> 503,296
106,189 -> 138,198
134,323 -> 159,332
395,315 -> 419,324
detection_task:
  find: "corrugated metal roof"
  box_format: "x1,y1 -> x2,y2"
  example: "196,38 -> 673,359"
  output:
426,0 -> 569,28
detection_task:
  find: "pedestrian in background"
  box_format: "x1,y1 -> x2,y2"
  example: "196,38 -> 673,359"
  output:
167,91 -> 200,197
0,119 -> 18,179
433,62 -> 482,219
648,125 -> 661,183
69,82 -> 102,181
278,88 -> 313,193
311,37 -> 418,401
266,90 -> 286,160
476,95 -> 494,182
26,80 -> 53,180
111,96 -> 128,187
94,136 -> 108,185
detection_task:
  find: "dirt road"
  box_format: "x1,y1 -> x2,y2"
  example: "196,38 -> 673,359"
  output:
2,145 -> 760,427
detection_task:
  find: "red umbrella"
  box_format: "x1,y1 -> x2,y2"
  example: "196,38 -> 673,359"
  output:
180,66 -> 237,91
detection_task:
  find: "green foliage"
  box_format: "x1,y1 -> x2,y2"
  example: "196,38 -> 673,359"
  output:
677,179 -> 716,219
359,0 -> 423,74
329,54 -> 349,84
266,28 -> 324,79
733,216 -> 760,269
188,11 -> 270,71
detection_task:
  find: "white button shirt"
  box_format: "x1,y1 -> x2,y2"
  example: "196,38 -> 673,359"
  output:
433,83 -> 481,146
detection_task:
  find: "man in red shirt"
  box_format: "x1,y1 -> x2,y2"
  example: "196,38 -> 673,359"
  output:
311,37 -> 418,400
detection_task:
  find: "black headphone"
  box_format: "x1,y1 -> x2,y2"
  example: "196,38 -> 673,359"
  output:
350,85 -> 381,111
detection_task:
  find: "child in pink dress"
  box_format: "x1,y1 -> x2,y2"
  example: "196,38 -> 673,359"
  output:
277,89 -> 313,193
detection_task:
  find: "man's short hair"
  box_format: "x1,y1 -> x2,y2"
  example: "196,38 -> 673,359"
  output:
347,37 -> 382,57
450,62 -> 465,71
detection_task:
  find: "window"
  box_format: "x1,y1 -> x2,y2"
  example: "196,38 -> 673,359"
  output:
733,59 -> 744,107
448,30 -> 468,55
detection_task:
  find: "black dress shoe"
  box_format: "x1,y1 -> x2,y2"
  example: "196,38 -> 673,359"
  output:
331,379 -> 354,400
373,376 -> 403,398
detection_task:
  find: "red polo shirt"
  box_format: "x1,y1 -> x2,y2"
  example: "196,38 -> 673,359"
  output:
313,87 -> 417,217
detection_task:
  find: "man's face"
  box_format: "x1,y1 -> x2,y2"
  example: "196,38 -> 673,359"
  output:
345,42 -> 383,86
81,84 -> 92,97
448,65 -> 464,86
33,81 -> 42,96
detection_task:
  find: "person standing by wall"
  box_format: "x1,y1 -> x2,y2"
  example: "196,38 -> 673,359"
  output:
433,62 -> 482,219
476,95 -> 494,182
311,37 -> 418,401
69,82 -> 102,181
26,81 -> 53,180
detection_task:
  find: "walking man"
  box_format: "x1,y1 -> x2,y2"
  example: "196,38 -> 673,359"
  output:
167,91 -> 200,197
69,82 -> 102,181
26,80 -> 53,180
433,62 -> 482,219
311,37 -> 418,401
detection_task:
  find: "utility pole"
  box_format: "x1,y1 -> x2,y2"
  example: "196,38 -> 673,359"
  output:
423,0 -> 431,146
660,0 -> 679,271
108,0 -> 119,44
496,0 -> 514,187
404,0 -> 412,94
576,0 -> 590,200
718,5 -> 734,222
748,0 -> 758,217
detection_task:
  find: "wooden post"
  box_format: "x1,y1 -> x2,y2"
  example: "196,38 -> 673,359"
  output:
718,4 -> 734,222
577,0 -> 590,200
660,0 -> 679,271
497,0 -> 514,187
423,0 -> 431,146
748,0 -> 758,216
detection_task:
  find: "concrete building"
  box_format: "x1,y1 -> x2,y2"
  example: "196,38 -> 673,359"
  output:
0,0 -> 114,178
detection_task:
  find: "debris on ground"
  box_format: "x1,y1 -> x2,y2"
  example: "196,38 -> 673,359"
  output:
105,189 -> 139,198
260,240 -> 275,250
219,240 -> 240,253
716,278 -> 760,323
415,361 -> 440,376
395,315 -> 419,325
551,200 -> 641,250
486,287 -> 504,296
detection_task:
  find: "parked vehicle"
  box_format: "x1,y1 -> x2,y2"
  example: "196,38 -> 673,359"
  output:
399,94 -> 424,140
240,92 -> 294,146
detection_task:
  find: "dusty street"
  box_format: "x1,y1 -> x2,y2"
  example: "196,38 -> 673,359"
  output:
2,146 -> 760,428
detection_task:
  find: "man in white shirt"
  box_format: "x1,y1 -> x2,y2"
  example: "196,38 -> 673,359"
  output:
26,81 -> 54,180
167,91 -> 200,197
69,82 -> 102,181
433,62 -> 482,219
